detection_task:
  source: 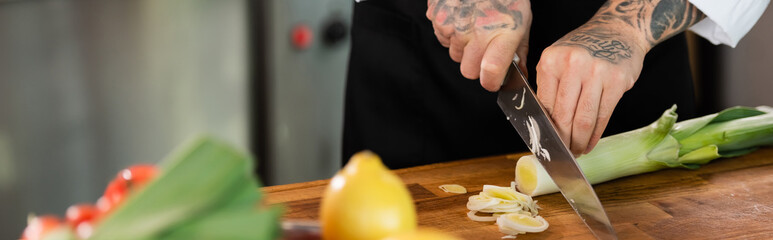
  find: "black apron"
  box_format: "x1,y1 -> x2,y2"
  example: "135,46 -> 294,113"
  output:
343,0 -> 696,169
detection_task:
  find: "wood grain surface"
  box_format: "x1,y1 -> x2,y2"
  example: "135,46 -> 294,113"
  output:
263,147 -> 773,239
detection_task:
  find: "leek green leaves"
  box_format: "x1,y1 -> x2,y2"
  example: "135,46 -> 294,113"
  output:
516,105 -> 773,196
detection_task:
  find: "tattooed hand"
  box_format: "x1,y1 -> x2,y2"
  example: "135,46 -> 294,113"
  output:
427,0 -> 532,91
536,0 -> 704,155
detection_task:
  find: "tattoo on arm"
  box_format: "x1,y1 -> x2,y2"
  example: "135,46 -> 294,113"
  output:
429,0 -> 524,32
555,28 -> 633,63
649,0 -> 704,42
557,0 -> 705,63
589,0 -> 705,46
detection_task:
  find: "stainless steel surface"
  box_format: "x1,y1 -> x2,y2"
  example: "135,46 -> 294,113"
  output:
497,61 -> 617,239
261,0 -> 352,185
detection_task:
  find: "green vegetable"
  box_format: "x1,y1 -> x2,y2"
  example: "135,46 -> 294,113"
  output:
75,136 -> 280,240
515,105 -> 773,196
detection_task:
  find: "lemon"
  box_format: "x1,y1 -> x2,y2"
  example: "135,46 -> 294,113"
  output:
383,228 -> 461,240
319,151 -> 417,240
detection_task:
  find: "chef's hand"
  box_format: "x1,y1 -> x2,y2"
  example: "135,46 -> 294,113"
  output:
426,0 -> 531,91
536,0 -> 704,155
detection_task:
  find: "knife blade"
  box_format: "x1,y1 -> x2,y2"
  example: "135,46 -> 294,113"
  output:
497,60 -> 617,239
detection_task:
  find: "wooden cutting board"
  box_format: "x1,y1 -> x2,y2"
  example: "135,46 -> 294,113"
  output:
263,147 -> 773,239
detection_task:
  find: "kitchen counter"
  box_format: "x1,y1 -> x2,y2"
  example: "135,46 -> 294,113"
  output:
263,147 -> 773,239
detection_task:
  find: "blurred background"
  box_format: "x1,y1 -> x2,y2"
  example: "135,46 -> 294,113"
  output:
0,0 -> 769,238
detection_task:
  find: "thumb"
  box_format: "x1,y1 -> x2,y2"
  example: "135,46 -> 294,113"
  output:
479,35 -> 519,92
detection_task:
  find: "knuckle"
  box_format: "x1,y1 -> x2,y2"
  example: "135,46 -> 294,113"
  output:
611,71 -> 628,84
537,50 -> 563,72
552,110 -> 573,127
574,115 -> 595,130
536,61 -> 549,73
607,73 -> 634,92
596,112 -> 611,124
539,49 -> 557,63
567,50 -> 586,65
535,62 -> 547,74
536,59 -> 556,74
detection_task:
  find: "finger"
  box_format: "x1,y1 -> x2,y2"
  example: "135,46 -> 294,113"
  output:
536,55 -> 559,116
479,35 -> 518,91
460,38 -> 485,79
428,1 -> 449,24
430,8 -> 454,41
551,65 -> 586,149
571,76 -> 602,155
434,25 -> 454,43
435,30 -> 450,47
448,34 -> 467,63
586,77 -> 627,153
426,1 -> 433,19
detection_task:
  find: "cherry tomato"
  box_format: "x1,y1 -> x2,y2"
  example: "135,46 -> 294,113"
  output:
121,165 -> 158,189
99,164 -> 158,215
65,204 -> 98,227
103,178 -> 127,205
98,179 -> 127,215
21,215 -> 64,240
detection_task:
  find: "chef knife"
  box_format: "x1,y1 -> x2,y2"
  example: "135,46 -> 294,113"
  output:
497,59 -> 617,239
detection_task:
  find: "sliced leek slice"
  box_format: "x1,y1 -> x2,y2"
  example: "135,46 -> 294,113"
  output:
496,213 -> 548,235
438,184 -> 467,194
466,183 -> 540,223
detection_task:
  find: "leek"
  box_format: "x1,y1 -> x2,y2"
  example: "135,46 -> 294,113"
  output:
41,136 -> 281,240
515,105 -> 773,196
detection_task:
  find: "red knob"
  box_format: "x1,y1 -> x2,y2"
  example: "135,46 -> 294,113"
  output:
291,24 -> 313,50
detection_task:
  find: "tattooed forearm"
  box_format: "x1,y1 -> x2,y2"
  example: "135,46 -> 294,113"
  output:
428,0 -> 525,32
588,0 -> 705,47
557,0 -> 704,63
649,0 -> 704,42
555,28 -> 633,63
591,0 -> 649,29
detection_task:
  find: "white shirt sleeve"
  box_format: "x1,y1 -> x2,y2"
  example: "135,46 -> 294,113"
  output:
688,0 -> 770,47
